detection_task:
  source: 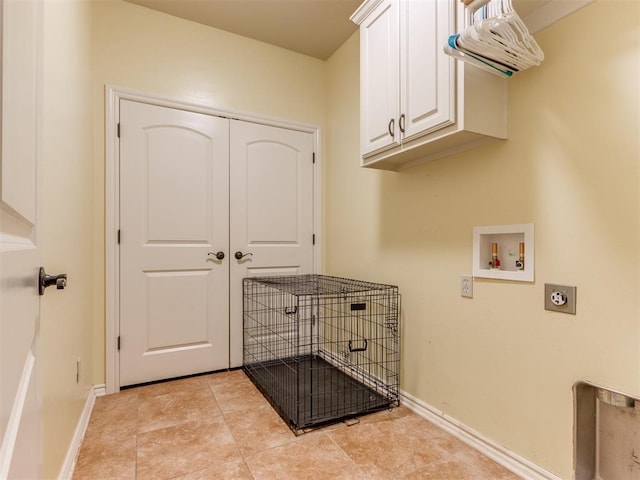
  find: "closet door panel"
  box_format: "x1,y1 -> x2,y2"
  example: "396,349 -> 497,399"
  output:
229,121 -> 315,367
246,143 -> 299,242
119,100 -> 230,386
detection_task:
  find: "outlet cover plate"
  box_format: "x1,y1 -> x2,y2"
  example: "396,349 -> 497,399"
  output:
461,275 -> 473,298
545,283 -> 576,314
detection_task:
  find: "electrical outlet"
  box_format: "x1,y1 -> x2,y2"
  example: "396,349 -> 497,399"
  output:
545,284 -> 576,314
460,275 -> 473,298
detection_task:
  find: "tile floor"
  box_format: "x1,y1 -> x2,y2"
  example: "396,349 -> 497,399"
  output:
72,369 -> 521,479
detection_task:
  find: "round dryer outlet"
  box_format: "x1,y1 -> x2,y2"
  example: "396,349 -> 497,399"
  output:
550,291 -> 568,306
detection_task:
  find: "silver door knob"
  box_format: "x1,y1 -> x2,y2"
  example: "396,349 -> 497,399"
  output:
208,251 -> 225,260
234,251 -> 253,260
39,267 -> 67,296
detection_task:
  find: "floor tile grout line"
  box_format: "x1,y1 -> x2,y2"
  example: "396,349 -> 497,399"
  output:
209,376 -> 282,480
323,430 -> 372,479
134,426 -> 139,479
215,382 -> 261,480
217,395 -> 299,464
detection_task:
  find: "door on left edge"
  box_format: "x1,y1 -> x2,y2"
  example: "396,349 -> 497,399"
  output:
0,0 -> 44,477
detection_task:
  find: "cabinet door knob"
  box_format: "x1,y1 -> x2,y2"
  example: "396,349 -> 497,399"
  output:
208,251 -> 225,260
388,118 -> 395,138
399,114 -> 406,133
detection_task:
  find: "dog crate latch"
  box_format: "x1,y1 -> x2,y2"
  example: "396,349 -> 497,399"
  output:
348,339 -> 368,352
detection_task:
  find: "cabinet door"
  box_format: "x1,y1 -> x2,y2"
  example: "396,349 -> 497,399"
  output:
400,0 -> 454,141
359,0 -> 400,157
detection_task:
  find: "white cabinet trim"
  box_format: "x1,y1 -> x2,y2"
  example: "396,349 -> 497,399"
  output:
350,0 -> 385,25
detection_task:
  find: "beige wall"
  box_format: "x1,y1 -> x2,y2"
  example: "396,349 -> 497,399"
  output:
90,0 -> 327,384
41,0 -> 95,477
325,1 -> 639,478
42,0 -> 639,477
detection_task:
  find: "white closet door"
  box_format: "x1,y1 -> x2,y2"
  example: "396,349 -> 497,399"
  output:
119,100 -> 230,386
229,121 -> 315,367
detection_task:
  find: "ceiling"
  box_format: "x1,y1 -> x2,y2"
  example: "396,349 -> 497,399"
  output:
124,0 -> 362,60
123,0 -> 553,61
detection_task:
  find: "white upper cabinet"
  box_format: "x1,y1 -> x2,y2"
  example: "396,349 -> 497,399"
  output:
351,0 -> 508,171
357,0 -> 400,155
399,0 -> 454,142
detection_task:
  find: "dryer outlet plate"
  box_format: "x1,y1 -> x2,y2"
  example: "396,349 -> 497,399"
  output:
545,283 -> 576,314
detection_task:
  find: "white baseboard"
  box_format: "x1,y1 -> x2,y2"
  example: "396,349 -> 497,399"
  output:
93,384 -> 106,398
58,384 -> 105,480
401,390 -> 562,480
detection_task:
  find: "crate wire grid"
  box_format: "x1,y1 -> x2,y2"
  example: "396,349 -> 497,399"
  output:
242,274 -> 400,432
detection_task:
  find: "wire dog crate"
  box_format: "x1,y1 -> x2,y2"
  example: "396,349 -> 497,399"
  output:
242,274 -> 400,433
